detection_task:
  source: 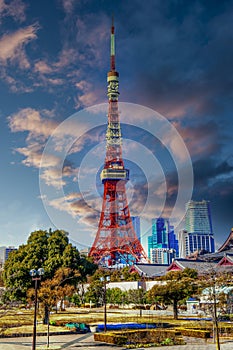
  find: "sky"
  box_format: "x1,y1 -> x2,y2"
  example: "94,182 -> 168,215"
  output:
1,0 -> 233,252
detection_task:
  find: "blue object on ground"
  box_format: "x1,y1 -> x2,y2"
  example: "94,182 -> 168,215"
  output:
96,323 -> 156,332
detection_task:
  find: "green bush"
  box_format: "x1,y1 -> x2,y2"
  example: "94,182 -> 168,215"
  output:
161,337 -> 174,345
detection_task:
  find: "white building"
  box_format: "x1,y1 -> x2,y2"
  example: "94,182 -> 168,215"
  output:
177,230 -> 188,258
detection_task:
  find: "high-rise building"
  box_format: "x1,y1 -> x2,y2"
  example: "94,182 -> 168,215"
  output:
184,200 -> 215,255
150,246 -> 175,264
185,234 -> 215,255
0,246 -> 17,265
150,218 -> 169,248
185,200 -> 213,235
168,225 -> 179,255
148,218 -> 179,263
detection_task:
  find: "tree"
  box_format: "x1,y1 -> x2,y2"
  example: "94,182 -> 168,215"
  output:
84,280 -> 104,306
127,288 -> 145,307
3,229 -> 97,303
147,268 -> 199,319
198,270 -> 233,350
106,287 -> 123,305
27,267 -> 80,324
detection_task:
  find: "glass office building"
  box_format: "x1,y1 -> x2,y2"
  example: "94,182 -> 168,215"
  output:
185,200 -> 215,255
148,218 -> 179,263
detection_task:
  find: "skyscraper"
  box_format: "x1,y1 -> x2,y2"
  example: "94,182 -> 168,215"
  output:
185,200 -> 213,235
185,200 -> 215,255
148,218 -> 179,263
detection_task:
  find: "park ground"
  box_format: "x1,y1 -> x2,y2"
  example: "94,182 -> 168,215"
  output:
0,307 -> 233,349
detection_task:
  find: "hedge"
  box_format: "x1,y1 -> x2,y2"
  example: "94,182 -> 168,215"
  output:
94,329 -> 183,346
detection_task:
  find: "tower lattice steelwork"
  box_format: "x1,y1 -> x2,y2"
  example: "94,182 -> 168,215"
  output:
89,22 -> 148,265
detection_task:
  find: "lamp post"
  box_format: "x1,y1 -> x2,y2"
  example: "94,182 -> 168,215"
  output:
212,277 -> 220,350
30,268 -> 44,350
139,272 -> 146,318
100,276 -> 110,332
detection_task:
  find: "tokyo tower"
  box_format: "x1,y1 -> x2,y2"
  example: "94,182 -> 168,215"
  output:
89,21 -> 148,266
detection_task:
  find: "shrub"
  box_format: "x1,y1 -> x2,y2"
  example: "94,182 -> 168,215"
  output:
161,337 -> 174,345
94,332 -> 127,345
94,329 -> 182,346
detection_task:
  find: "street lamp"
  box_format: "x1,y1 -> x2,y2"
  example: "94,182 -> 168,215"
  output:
100,276 -> 110,332
30,268 -> 44,350
212,277 -> 220,350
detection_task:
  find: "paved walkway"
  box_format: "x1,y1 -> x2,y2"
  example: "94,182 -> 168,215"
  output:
0,333 -> 233,350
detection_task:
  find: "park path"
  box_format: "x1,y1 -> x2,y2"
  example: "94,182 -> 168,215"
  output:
0,333 -> 233,350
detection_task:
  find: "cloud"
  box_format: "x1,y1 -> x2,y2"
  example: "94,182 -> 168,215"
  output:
34,60 -> 53,74
0,24 -> 39,67
15,144 -> 43,168
8,107 -> 89,189
173,120 -> 220,160
40,164 -> 78,188
193,158 -> 233,190
8,108 -> 59,168
8,108 -> 58,141
0,0 -> 26,22
61,0 -> 76,15
49,192 -> 99,226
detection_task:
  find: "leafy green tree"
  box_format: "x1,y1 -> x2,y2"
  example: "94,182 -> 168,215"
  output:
119,266 -> 140,281
84,280 -> 104,306
3,229 -> 97,302
147,268 -> 199,319
106,287 -> 123,305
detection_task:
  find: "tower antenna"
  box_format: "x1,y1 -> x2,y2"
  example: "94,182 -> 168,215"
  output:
110,14 -> 115,71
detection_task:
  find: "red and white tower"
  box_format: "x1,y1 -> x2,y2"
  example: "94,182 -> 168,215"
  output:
89,21 -> 148,265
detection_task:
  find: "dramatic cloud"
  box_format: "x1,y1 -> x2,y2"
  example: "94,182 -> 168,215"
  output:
3,1 -> 233,247
49,192 -> 99,227
0,24 -> 39,66
173,120 -> 221,160
8,108 -> 59,168
8,108 -> 58,141
40,164 -> 78,188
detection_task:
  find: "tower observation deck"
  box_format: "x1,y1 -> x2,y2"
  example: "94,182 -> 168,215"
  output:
89,21 -> 148,266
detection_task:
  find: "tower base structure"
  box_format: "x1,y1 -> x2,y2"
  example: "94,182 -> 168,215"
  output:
89,179 -> 148,266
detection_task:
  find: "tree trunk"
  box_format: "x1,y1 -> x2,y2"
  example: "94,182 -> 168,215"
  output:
173,299 -> 178,320
43,304 -> 49,325
60,298 -> 66,311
